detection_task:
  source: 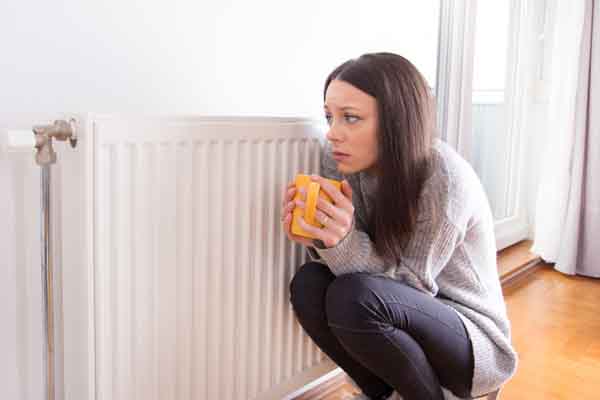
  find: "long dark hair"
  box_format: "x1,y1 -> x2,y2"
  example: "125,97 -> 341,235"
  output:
323,52 -> 436,265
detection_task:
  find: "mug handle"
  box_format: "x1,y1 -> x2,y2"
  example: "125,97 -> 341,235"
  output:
304,182 -> 320,225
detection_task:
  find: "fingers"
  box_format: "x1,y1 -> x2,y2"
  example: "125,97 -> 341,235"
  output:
282,212 -> 293,234
281,181 -> 315,247
280,177 -> 353,249
294,198 -> 345,241
281,186 -> 296,222
282,213 -> 297,240
281,201 -> 294,219
315,197 -> 352,227
294,190 -> 351,228
282,182 -> 296,207
310,175 -> 353,212
281,207 -> 314,247
297,212 -> 346,248
341,180 -> 353,200
296,214 -> 326,242
281,181 -> 297,221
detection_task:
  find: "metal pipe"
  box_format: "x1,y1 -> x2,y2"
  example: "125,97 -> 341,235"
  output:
40,165 -> 54,400
31,118 -> 77,400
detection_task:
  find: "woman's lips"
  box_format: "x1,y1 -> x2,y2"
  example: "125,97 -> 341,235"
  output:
332,152 -> 350,161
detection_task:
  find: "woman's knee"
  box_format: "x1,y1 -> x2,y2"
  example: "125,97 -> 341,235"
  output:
289,262 -> 335,319
325,273 -> 388,331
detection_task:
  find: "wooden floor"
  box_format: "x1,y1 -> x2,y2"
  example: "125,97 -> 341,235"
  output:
501,264 -> 600,399
318,264 -> 600,400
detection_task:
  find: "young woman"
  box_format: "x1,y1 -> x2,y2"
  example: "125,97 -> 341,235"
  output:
280,53 -> 517,400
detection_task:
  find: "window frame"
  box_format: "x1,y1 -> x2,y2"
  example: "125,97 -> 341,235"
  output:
436,0 -> 532,250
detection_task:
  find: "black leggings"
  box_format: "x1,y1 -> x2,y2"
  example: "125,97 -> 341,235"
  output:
289,262 -> 474,400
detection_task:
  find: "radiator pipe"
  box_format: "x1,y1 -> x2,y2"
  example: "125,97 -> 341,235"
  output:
40,164 -> 54,400
33,119 -> 78,400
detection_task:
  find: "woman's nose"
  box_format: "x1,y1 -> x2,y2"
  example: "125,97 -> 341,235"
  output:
326,124 -> 342,142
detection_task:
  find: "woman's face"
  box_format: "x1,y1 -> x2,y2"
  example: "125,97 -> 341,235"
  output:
324,79 -> 379,175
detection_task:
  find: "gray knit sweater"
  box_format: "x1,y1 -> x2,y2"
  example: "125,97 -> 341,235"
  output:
306,138 -> 518,398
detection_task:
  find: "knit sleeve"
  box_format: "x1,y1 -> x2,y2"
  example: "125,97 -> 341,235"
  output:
314,213 -> 465,294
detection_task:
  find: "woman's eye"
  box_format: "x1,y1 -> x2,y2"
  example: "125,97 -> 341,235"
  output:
324,114 -> 360,125
345,114 -> 360,123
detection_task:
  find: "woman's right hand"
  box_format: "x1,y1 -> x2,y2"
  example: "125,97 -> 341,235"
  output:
281,181 -> 315,247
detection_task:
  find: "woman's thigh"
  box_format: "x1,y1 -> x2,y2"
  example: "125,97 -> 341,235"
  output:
326,273 -> 473,395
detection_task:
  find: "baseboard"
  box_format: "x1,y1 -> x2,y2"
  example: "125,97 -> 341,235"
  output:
500,257 -> 543,288
292,369 -> 350,400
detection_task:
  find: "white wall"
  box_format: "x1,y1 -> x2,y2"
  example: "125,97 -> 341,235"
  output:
0,0 -> 440,118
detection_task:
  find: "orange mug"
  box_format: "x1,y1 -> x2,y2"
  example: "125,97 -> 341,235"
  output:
291,174 -> 342,239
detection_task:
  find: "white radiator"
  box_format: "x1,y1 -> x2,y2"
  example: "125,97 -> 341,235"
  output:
91,116 -> 337,400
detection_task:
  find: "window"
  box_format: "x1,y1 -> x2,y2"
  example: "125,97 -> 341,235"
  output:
471,1 -> 511,219
436,0 -> 534,250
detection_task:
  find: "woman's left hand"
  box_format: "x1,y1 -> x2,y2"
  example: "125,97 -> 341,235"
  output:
295,175 -> 355,248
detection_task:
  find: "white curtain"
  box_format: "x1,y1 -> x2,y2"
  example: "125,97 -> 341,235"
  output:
532,0 -> 600,277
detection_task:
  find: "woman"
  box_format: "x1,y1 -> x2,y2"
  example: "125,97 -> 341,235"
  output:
280,53 -> 517,400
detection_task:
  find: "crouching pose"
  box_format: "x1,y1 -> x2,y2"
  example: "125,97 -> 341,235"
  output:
281,52 -> 517,400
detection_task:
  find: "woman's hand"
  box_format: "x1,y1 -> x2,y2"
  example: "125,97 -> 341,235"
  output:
281,181 -> 316,247
294,175 -> 355,248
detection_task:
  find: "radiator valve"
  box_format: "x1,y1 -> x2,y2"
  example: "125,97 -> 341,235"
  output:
33,118 -> 78,166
